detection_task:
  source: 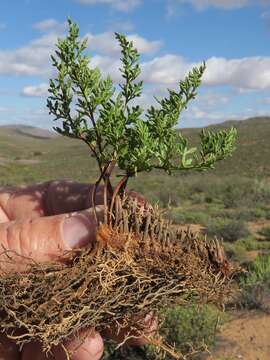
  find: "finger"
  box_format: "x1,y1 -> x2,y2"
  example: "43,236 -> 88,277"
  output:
0,206 -> 104,272
127,311 -> 159,346
0,182 -> 50,222
102,311 -> 158,347
64,328 -> 104,360
43,180 -> 105,217
21,329 -> 104,360
44,182 -> 148,216
0,180 -> 105,221
0,334 -> 20,360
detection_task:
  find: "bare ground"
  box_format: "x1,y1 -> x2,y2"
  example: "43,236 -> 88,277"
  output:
205,310 -> 270,360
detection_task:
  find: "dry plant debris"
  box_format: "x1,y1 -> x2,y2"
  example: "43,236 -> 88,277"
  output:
0,195 -> 238,358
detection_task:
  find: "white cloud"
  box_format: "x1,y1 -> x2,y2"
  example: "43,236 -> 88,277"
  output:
88,55 -> 122,83
0,32 -> 58,76
0,106 -> 14,113
74,0 -> 141,11
33,19 -> 66,33
138,54 -> 270,91
170,0 -> 270,11
184,106 -> 226,120
128,34 -> 162,54
179,91 -> 232,127
179,0 -> 249,10
204,56 -> 270,90
141,54 -> 189,85
0,19 -> 69,77
0,22 -> 161,78
21,83 -> 49,97
195,92 -> 229,108
86,31 -> 162,56
86,32 -> 120,56
2,17 -> 270,96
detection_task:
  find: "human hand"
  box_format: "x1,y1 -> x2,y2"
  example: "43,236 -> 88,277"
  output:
0,180 -> 157,360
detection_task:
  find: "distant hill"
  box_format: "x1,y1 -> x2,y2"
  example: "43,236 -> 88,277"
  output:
0,125 -> 58,139
0,116 -> 269,186
179,116 -> 270,178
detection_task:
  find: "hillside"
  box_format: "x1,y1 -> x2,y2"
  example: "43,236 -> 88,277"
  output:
0,116 -> 269,187
0,125 -> 57,139
0,118 -> 270,360
181,116 -> 270,178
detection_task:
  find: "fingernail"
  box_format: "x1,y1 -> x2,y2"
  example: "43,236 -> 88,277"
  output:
63,213 -> 96,249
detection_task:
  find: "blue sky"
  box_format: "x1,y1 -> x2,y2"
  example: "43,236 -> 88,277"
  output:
1,0 -> 270,129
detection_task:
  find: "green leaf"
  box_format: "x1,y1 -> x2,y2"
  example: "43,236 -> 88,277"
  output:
47,19 -> 237,187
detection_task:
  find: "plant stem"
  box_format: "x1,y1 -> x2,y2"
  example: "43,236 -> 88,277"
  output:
91,159 -> 117,224
109,174 -> 129,225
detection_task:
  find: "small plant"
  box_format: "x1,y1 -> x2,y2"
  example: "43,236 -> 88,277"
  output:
0,19 -> 238,359
258,226 -> 270,240
155,304 -> 227,356
204,219 -> 250,242
104,304 -> 228,359
224,242 -> 249,263
166,208 -> 209,225
47,19 -> 237,217
240,254 -> 270,311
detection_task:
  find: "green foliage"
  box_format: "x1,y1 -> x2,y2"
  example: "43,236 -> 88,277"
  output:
265,210 -> 270,220
204,219 -> 250,242
47,19 -> 237,187
158,305 -> 225,354
252,178 -> 270,203
131,174 -> 269,212
224,207 -> 267,221
103,305 -> 226,359
258,226 -> 270,240
0,117 -> 269,188
240,254 -> 270,311
166,208 -> 209,225
224,241 -> 249,263
236,236 -> 270,251
224,236 -> 270,264
220,178 -> 266,209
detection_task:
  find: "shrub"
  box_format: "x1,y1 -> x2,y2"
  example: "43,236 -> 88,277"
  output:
104,304 -> 227,359
213,177 -> 270,209
258,226 -> 270,240
222,184 -> 238,208
240,254 -> 270,311
224,242 -> 248,263
166,208 -> 209,225
33,151 -> 43,156
204,219 -> 250,242
265,210 -> 270,220
219,177 -> 254,208
234,237 -> 270,252
214,207 -> 267,222
252,178 -> 270,203
157,305 -> 225,355
205,195 -> 213,204
232,207 -> 267,221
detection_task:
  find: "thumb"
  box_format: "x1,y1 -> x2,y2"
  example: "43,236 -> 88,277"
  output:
0,206 -> 104,272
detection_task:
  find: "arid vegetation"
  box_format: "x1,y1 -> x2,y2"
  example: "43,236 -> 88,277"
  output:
0,116 -> 269,358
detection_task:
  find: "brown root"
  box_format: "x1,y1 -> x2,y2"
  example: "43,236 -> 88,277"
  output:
0,195 -> 239,357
